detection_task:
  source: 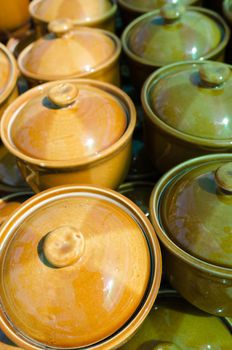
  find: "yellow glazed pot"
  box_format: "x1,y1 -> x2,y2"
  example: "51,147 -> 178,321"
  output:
0,0 -> 30,35
0,184 -> 162,349
1,79 -> 136,192
29,0 -> 117,36
17,20 -> 121,87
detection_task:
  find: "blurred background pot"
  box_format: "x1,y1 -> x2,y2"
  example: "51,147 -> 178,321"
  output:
18,19 -> 121,87
1,79 -> 136,192
122,5 -> 230,89
223,0 -> 232,23
142,61 -> 232,174
29,0 -> 117,36
0,184 -> 162,349
150,154 -> 232,316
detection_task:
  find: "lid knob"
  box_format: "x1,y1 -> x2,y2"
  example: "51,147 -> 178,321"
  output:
215,162 -> 232,193
199,63 -> 230,87
153,342 -> 181,350
43,226 -> 85,268
160,3 -> 185,21
48,18 -> 73,37
48,83 -> 79,107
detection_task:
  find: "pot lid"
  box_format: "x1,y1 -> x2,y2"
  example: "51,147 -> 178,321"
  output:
30,0 -> 115,25
2,80 -> 127,165
143,61 -> 232,141
120,291 -> 232,350
123,5 -> 229,66
18,20 -> 119,81
0,44 -> 18,105
0,186 -> 152,349
158,156 -> 232,268
119,0 -> 199,13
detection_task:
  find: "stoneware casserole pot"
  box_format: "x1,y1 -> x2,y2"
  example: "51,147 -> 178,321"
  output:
1,79 -> 136,192
150,154 -> 232,317
122,4 -> 230,89
142,60 -> 232,174
0,184 -> 162,349
0,0 -> 30,37
17,19 -> 121,87
29,0 -> 117,36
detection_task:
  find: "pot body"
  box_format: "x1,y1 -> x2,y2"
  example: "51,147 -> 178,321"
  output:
0,0 -> 29,33
17,141 -> 132,192
164,249 -> 232,316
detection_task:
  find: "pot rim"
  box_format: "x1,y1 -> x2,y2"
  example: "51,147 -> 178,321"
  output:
29,0 -> 117,27
142,60 -> 232,147
121,6 -> 230,68
0,79 -> 136,169
0,184 -> 162,350
150,153 -> 232,278
0,43 -> 18,105
17,28 -> 121,82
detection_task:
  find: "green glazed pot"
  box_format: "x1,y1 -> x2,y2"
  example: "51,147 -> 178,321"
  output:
142,60 -> 232,174
150,154 -> 232,317
223,0 -> 232,24
122,5 -> 230,89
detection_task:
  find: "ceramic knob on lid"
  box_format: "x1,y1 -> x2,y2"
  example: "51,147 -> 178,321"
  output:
0,185 -> 162,349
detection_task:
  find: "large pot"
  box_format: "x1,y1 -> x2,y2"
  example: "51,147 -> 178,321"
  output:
1,79 -> 136,192
142,60 -> 232,174
150,154 -> 232,316
29,0 -> 117,36
17,19 -> 121,87
122,4 -> 230,89
0,0 -> 30,36
0,184 -> 162,349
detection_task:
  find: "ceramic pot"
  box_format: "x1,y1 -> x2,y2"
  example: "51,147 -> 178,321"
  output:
142,60 -> 232,174
223,0 -> 232,23
17,20 -> 121,87
29,0 -> 117,36
150,154 -> 232,316
122,4 -> 230,89
118,0 -> 202,26
1,79 -> 136,192
0,43 -> 18,120
0,184 -> 162,349
121,290 -> 232,350
0,0 -> 30,36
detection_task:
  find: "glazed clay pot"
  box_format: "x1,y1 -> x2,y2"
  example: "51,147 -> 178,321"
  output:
1,79 -> 136,192
0,0 -> 30,36
29,0 -> 117,36
0,184 -> 162,350
118,0 -> 202,26
150,154 -> 232,316
17,20 -> 121,87
122,4 -> 230,89
142,60 -> 232,174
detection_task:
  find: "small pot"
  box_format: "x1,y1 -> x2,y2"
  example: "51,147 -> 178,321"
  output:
118,0 -> 202,26
17,19 -> 121,87
121,290 -> 232,350
0,184 -> 162,350
142,60 -> 232,174
0,0 -> 30,36
29,0 -> 117,36
150,154 -> 232,316
122,4 -> 230,89
1,79 -> 136,192
0,43 -> 18,120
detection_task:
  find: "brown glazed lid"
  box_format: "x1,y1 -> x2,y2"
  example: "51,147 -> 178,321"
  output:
29,0 -> 116,26
18,20 -> 119,81
157,156 -> 232,268
2,80 -> 127,166
143,61 -> 232,143
119,0 -> 200,13
122,5 -> 229,67
0,185 -> 160,349
0,43 -> 18,106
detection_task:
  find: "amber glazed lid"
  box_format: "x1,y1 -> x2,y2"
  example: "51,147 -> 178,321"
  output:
29,0 -> 117,26
150,154 -> 232,271
0,185 -> 162,349
1,79 -> 135,168
0,44 -> 18,106
142,61 -> 232,147
18,20 -> 120,81
122,5 -> 230,67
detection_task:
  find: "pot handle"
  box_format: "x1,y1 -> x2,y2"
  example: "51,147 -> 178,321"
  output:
48,18 -> 73,38
48,83 -> 79,107
199,63 -> 230,88
215,163 -> 232,194
160,2 -> 185,22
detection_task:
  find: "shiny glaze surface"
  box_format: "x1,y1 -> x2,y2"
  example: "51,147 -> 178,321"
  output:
121,293 -> 232,349
0,0 -> 29,31
119,0 -> 200,13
